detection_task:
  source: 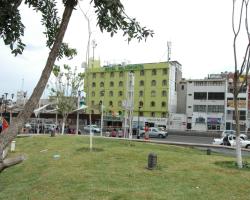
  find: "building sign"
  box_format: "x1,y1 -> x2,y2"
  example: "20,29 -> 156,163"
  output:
103,64 -> 144,72
195,117 -> 205,124
207,117 -> 221,124
227,100 -> 246,108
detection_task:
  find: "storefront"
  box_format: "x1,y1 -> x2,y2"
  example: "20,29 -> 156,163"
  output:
207,117 -> 221,130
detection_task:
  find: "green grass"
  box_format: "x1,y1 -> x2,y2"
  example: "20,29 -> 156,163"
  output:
1,135 -> 250,200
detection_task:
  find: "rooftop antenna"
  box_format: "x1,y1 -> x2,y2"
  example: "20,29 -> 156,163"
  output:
91,39 -> 97,68
167,41 -> 172,61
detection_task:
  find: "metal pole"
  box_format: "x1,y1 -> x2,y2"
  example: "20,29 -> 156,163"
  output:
137,106 -> 141,139
89,112 -> 93,150
100,103 -> 104,137
76,91 -> 81,135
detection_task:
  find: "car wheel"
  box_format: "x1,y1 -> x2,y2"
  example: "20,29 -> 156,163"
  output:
246,144 -> 250,149
159,134 -> 164,138
141,133 -> 145,137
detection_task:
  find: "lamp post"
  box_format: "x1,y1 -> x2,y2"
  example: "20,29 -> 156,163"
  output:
0,96 -> 3,117
137,106 -> 141,139
4,93 -> 8,114
76,90 -> 81,135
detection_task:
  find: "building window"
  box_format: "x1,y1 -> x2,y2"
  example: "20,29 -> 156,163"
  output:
91,100 -> 95,106
194,92 -> 207,100
109,91 -> 113,96
119,81 -> 123,87
100,72 -> 104,78
110,81 -> 114,87
151,101 -> 155,107
162,80 -> 167,86
163,68 -> 168,75
208,92 -> 225,100
119,71 -> 124,77
92,82 -> 96,87
193,105 -> 206,112
139,101 -> 144,107
152,69 -> 157,75
151,90 -> 156,97
110,72 -> 114,78
207,105 -> 224,113
100,82 -> 104,87
109,101 -> 113,106
161,112 -> 166,118
151,112 -> 155,117
162,90 -> 167,97
139,80 -> 144,86
100,91 -> 104,96
92,73 -> 96,78
139,111 -> 143,116
188,106 -> 192,108
151,80 -> 156,86
181,85 -> 184,90
139,90 -> 144,97
118,101 -> 122,106
91,91 -> 95,97
118,91 -> 123,96
162,102 -> 166,107
140,70 -> 144,76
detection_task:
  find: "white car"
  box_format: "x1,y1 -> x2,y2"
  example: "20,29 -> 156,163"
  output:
83,125 -> 100,133
140,127 -> 168,138
213,135 -> 250,148
221,130 -> 236,137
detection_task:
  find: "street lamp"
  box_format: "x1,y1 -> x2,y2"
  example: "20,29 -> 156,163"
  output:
4,93 -> 8,114
76,90 -> 81,135
0,96 -> 3,117
137,106 -> 141,139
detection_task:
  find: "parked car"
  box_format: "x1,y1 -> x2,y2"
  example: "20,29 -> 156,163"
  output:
83,125 -> 101,133
212,135 -> 250,148
221,130 -> 236,137
140,127 -> 168,138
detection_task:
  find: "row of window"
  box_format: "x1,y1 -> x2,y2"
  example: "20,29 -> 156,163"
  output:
193,81 -> 224,86
91,68 -> 169,79
91,90 -> 167,97
191,92 -> 225,100
193,105 -> 225,113
89,109 -> 166,118
91,100 -> 167,108
92,79 -> 168,87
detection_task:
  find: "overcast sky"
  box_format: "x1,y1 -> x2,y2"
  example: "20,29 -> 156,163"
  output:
0,0 -> 239,98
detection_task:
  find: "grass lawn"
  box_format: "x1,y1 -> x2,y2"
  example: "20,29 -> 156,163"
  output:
1,135 -> 250,200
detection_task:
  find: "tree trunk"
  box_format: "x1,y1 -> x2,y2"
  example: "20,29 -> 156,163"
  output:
0,155 -> 25,172
61,120 -> 66,135
0,0 -> 76,170
234,87 -> 243,168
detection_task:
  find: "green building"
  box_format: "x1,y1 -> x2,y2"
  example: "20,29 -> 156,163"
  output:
84,61 -> 182,123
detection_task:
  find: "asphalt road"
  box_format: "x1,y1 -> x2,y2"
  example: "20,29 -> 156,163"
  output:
136,133 -> 250,157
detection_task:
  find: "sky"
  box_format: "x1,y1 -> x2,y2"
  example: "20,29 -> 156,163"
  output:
0,0 -> 241,98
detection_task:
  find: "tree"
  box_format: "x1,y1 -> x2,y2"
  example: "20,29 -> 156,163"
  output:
0,0 -> 153,172
50,64 -> 83,135
232,0 -> 250,168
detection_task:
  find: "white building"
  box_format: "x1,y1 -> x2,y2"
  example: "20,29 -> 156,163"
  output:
225,75 -> 248,132
185,75 -> 227,131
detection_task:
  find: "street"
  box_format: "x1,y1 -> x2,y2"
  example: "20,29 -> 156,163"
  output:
134,133 -> 250,157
